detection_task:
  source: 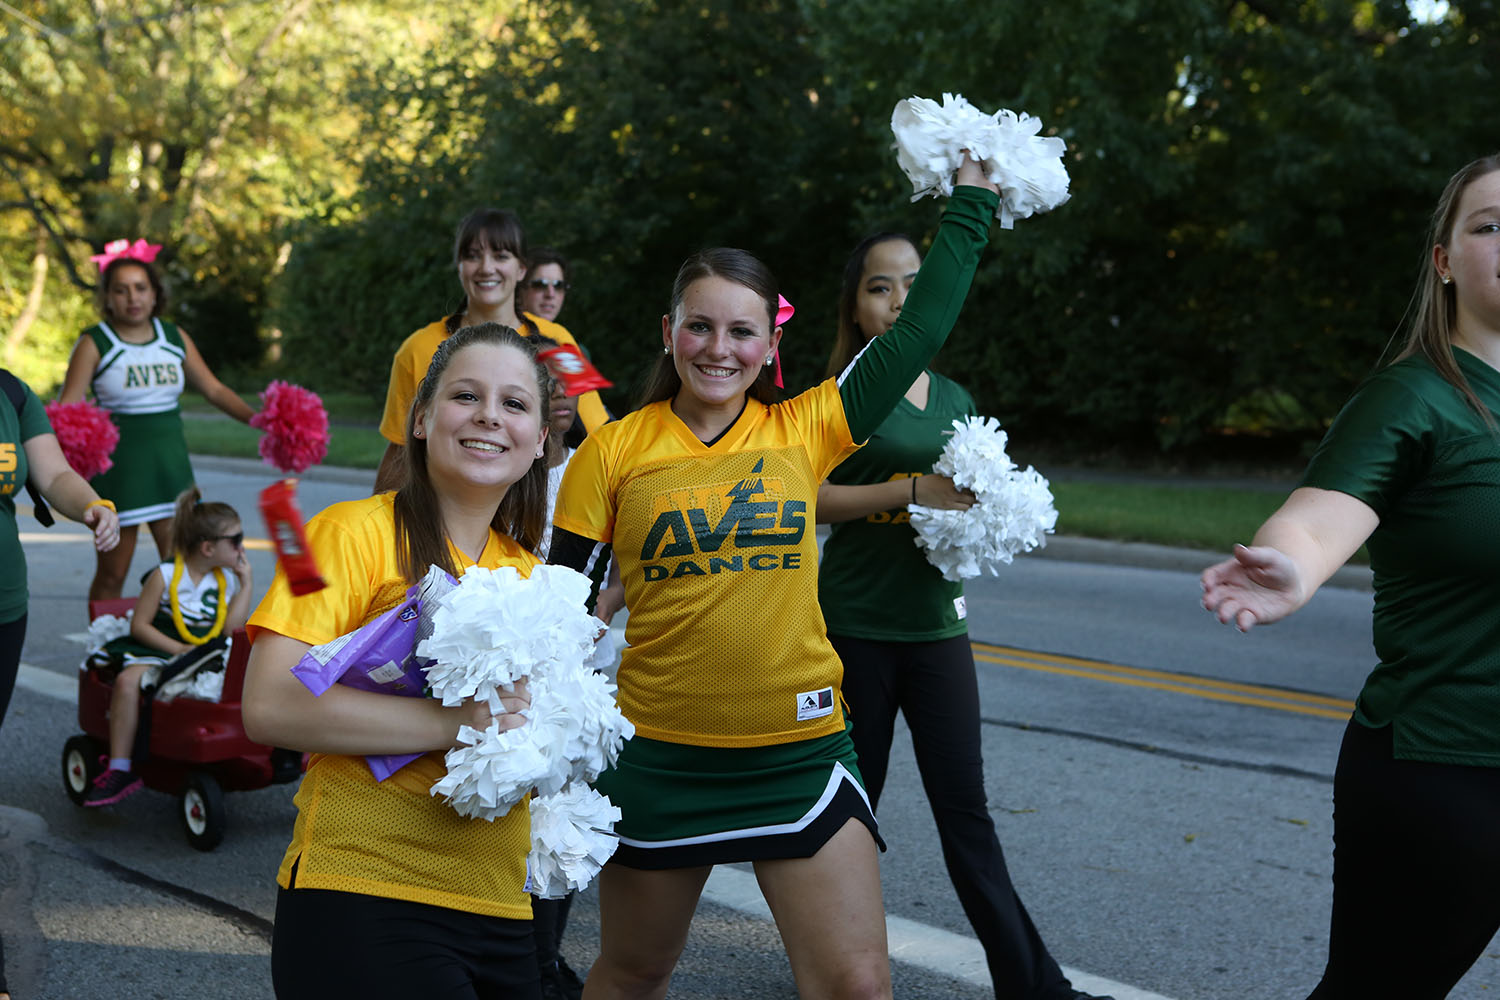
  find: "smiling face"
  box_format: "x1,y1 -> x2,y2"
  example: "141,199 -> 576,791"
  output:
521,262 -> 568,322
852,238 -> 921,342
457,238 -> 526,317
414,342 -> 547,496
662,275 -> 781,415
1436,168 -> 1500,337
105,263 -> 157,328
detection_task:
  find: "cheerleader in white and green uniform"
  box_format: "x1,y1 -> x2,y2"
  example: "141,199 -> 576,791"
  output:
60,246 -> 255,601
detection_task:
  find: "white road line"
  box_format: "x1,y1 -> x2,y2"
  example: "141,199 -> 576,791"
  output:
17,664 -> 78,702
18,665 -> 1178,1000
702,867 -> 1180,1000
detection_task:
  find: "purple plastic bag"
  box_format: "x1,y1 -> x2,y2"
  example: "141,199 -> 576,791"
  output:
290,583 -> 431,781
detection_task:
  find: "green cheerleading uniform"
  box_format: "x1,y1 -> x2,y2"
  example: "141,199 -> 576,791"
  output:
83,319 -> 194,526
819,371 -> 975,641
1300,347 -> 1500,765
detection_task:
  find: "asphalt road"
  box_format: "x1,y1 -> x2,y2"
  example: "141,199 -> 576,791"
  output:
4,456 -> 1498,999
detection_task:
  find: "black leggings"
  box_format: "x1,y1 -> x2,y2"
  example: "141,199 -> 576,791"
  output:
0,614 -> 25,731
272,886 -> 540,1000
831,633 -> 1074,1000
0,613 -> 23,995
1308,720 -> 1500,999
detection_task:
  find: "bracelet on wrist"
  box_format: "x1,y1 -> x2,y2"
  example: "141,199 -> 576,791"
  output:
911,476 -> 918,504
86,498 -> 116,513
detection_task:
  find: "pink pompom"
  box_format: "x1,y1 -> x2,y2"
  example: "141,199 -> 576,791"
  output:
44,400 -> 120,481
250,381 -> 329,474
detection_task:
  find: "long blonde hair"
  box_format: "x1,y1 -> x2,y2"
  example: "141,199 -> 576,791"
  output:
1394,153 -> 1500,422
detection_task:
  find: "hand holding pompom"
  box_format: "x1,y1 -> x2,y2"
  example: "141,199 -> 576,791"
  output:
250,381 -> 329,474
44,400 -> 119,480
891,93 -> 1071,229
909,416 -> 1058,581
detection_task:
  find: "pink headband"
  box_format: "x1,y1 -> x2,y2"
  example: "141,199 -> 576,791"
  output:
91,239 -> 162,272
771,294 -> 794,388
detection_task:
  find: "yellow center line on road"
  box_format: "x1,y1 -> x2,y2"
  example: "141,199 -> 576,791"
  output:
971,641 -> 1354,720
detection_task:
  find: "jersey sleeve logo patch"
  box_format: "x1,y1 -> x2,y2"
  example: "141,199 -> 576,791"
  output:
796,686 -> 835,722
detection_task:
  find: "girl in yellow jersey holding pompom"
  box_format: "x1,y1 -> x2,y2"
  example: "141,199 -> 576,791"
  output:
244,323 -> 553,999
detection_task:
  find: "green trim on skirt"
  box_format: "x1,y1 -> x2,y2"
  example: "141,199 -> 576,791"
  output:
91,409 -> 193,525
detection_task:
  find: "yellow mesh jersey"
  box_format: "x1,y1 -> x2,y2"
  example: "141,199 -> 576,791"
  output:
378,315 -> 609,443
247,492 -> 538,918
554,380 -> 858,748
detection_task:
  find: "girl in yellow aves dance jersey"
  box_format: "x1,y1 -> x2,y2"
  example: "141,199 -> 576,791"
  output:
243,324 -> 552,1000
547,158 -> 999,1000
374,210 -> 609,492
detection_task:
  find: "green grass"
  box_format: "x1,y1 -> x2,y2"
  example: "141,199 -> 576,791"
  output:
178,389 -> 384,424
1050,481 -> 1283,552
1050,480 -> 1369,562
182,415 -> 388,469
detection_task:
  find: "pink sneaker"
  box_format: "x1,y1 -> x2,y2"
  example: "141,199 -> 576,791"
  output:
82,767 -> 143,807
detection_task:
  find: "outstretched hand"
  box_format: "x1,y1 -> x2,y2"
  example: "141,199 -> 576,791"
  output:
1200,544 -> 1305,632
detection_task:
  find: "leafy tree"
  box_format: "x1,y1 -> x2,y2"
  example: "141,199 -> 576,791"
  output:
272,0 -> 1499,454
0,0 -> 484,388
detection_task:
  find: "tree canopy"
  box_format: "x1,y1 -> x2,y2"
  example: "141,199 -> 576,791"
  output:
6,0 -> 1497,454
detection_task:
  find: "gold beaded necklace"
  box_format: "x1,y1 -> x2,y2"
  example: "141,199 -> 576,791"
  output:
168,554 -> 228,645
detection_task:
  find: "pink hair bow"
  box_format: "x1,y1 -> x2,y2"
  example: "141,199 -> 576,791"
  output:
90,238 -> 162,272
771,294 -> 794,388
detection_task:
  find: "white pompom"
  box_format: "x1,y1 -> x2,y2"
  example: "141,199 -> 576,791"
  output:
419,563 -> 634,824
891,93 -> 1070,229
418,564 -> 598,710
81,612 -> 132,650
909,416 -> 1059,581
528,784 -> 623,898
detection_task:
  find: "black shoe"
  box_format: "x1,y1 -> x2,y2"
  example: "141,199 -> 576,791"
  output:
1071,992 -> 1117,1000
556,957 -> 585,1000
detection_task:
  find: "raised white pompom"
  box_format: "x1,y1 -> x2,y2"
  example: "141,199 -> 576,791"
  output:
891,93 -> 1070,228
528,784 -> 623,899
909,416 -> 1058,581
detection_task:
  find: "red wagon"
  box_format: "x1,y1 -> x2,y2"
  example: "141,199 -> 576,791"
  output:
61,598 -> 302,850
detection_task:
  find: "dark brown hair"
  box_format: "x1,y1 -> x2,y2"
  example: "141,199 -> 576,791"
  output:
394,323 -> 552,582
525,246 -> 570,284
637,247 -> 781,408
449,208 -> 532,329
824,232 -> 917,379
169,487 -> 239,558
1394,153 -> 1500,425
96,257 -> 167,323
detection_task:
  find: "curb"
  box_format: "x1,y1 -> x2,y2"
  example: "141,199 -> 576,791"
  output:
190,453 -> 376,487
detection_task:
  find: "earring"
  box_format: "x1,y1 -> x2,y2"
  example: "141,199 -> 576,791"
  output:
535,448 -> 545,459
1442,274 -> 1453,285
663,346 -> 672,355
764,355 -> 774,366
